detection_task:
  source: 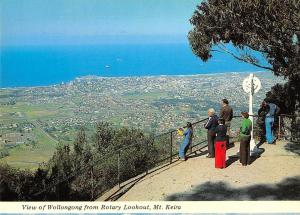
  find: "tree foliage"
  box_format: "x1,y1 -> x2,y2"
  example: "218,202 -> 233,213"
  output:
189,0 -> 300,113
189,0 -> 299,78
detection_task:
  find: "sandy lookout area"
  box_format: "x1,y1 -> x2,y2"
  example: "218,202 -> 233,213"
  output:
97,140 -> 300,201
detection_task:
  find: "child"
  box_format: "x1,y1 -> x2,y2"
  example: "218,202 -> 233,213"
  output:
214,118 -> 227,168
178,122 -> 193,161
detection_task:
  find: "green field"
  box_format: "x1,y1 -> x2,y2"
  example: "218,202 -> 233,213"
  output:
0,127 -> 58,170
0,102 -> 61,170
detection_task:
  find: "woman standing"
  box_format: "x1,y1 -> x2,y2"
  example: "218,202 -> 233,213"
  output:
214,118 -> 227,169
239,112 -> 252,166
178,122 -> 193,161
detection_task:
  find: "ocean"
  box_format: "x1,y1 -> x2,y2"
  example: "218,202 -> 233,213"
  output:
0,43 -> 262,88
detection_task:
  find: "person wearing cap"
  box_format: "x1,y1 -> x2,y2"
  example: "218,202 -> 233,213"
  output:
204,108 -> 219,158
239,111 -> 252,166
214,118 -> 227,168
178,122 -> 193,161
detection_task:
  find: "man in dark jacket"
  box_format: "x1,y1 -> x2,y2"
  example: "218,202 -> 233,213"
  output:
219,99 -> 233,135
204,108 -> 219,158
219,99 -> 233,147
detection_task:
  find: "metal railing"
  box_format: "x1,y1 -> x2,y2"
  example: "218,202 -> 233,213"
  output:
98,115 -> 263,200
30,114 -> 297,201
30,117 -> 211,200
91,116 -> 247,200
111,118 -> 210,194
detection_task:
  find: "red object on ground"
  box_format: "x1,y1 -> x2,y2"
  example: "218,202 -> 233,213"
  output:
215,141 -> 226,168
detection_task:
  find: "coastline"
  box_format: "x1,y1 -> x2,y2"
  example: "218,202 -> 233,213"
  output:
0,70 -> 270,90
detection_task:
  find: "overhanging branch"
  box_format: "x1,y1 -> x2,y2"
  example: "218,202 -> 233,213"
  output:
216,44 -> 274,71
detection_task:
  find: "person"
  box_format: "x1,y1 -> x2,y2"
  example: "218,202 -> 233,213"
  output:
214,118 -> 227,169
257,101 -> 268,144
239,111 -> 252,166
219,99 -> 233,135
178,122 -> 193,161
265,99 -> 280,144
204,108 -> 219,158
219,99 -> 233,147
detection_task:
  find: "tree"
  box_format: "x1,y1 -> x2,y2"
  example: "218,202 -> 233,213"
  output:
92,122 -> 115,153
189,0 -> 300,113
47,144 -> 73,200
73,127 -> 86,156
71,127 -> 95,200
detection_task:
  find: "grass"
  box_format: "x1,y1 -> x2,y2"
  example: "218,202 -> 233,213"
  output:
51,128 -> 78,145
0,102 -> 68,120
0,126 -> 58,170
0,100 -> 83,170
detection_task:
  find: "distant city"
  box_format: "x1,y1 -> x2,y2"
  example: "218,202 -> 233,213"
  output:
0,71 -> 284,168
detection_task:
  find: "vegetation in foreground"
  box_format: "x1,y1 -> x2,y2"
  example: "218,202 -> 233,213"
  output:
0,122 -> 160,201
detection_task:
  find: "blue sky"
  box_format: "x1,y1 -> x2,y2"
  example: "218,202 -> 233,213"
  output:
0,0 -> 200,45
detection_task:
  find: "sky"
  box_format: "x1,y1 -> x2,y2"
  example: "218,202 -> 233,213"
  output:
0,0 -> 200,46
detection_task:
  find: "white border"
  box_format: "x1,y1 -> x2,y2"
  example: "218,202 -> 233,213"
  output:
1,201 -> 300,214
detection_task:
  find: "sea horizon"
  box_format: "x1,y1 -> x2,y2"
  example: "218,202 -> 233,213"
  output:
0,70 -> 272,90
0,43 -> 267,88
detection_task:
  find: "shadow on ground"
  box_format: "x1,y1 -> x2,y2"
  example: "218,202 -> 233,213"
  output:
249,147 -> 265,164
187,149 -> 209,159
284,142 -> 300,155
226,147 -> 265,167
226,156 -> 239,167
165,176 -> 300,201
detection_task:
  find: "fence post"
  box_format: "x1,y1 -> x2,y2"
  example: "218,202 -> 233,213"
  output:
190,125 -> 193,154
170,132 -> 173,164
117,150 -> 121,189
90,166 -> 94,200
146,139 -> 149,175
278,115 -> 281,139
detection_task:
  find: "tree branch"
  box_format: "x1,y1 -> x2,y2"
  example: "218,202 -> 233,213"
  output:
216,44 -> 274,71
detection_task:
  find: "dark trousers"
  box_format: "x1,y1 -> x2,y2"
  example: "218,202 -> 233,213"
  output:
225,135 -> 230,147
225,121 -> 231,147
240,136 -> 251,165
258,123 -> 266,144
225,121 -> 231,135
207,131 -> 215,157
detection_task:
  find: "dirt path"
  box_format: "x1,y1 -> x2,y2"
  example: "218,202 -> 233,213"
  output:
116,141 -> 300,201
33,121 -> 59,144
